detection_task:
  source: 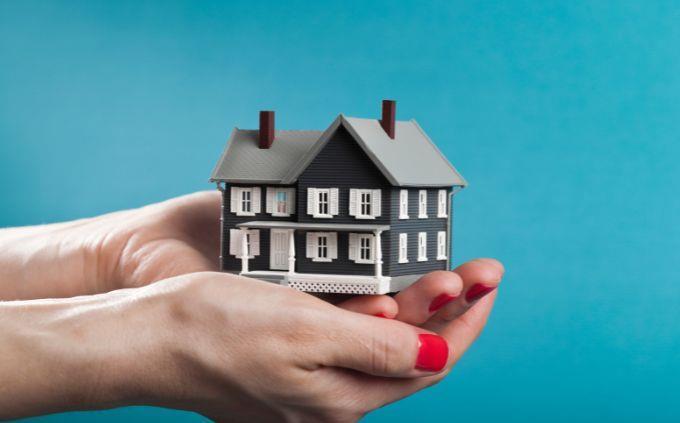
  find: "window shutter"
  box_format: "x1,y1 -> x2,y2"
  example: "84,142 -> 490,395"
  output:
250,230 -> 260,256
371,189 -> 381,217
349,189 -> 358,216
230,187 -> 239,213
307,188 -> 316,215
329,232 -> 338,259
370,234 -> 376,262
266,188 -> 274,214
330,188 -> 339,215
229,229 -> 242,257
306,232 -> 317,258
438,190 -> 447,217
348,233 -> 358,261
399,190 -> 408,219
252,187 -> 261,213
287,188 -> 296,214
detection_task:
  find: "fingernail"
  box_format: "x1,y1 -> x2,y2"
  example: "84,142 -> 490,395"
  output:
415,334 -> 449,372
374,312 -> 392,318
428,294 -> 458,312
465,284 -> 497,303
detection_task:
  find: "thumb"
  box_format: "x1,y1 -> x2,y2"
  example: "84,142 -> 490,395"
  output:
319,311 -> 450,378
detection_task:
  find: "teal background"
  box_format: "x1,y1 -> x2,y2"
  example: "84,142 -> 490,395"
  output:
1,0 -> 678,421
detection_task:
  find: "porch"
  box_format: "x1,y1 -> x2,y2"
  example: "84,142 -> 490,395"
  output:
235,221 -> 392,295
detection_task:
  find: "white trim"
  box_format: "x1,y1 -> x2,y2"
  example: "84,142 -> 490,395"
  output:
355,233 -> 375,264
350,188 -> 381,219
306,232 -> 338,262
418,190 -> 428,218
268,187 -> 295,217
313,188 -> 333,218
233,187 -> 259,216
437,190 -> 447,218
437,231 -> 447,260
398,233 -> 409,263
399,189 -> 409,219
417,232 -> 427,261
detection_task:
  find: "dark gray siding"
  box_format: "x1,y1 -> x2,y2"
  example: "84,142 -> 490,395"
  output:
386,187 -> 451,276
296,126 -> 392,224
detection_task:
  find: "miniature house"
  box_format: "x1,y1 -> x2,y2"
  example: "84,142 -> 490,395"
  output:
210,100 -> 467,294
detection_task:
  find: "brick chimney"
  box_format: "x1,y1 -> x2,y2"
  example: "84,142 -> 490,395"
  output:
380,99 -> 396,139
259,110 -> 275,149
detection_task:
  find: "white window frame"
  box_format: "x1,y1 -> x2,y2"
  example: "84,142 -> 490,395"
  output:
306,232 -> 338,262
349,188 -> 381,219
267,187 -> 295,217
399,189 -> 409,219
417,232 -> 427,261
418,190 -> 428,218
358,234 -> 374,264
316,188 -> 332,218
437,190 -> 447,218
398,233 -> 409,263
349,233 -> 375,264
437,231 -> 447,260
229,229 -> 260,258
356,189 -> 374,219
231,186 -> 261,216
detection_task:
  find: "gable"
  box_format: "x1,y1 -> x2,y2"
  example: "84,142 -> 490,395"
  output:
297,125 -> 390,187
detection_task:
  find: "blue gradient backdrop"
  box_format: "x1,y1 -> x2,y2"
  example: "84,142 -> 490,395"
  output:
1,1 -> 678,421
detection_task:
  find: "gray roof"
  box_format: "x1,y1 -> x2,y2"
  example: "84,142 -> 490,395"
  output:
211,115 -> 467,187
210,129 -> 322,183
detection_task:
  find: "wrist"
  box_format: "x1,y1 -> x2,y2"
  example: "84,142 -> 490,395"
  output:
0,285 -> 176,418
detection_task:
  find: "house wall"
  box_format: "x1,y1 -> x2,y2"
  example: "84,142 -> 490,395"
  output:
220,184 -> 296,272
294,125 -> 391,275
219,125 -> 457,279
385,187 -> 452,277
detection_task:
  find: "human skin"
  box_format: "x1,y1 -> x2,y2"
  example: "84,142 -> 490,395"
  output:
0,192 -> 504,421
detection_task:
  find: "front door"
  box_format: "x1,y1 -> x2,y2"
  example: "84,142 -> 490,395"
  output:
270,229 -> 290,270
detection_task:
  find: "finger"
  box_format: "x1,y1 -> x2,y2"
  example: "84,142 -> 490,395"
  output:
351,291 -> 500,408
336,295 -> 399,318
429,258 -> 503,325
393,271 -> 464,325
319,310 -> 449,378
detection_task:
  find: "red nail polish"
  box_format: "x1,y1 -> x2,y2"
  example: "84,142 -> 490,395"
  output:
465,284 -> 497,302
415,334 -> 449,372
428,293 -> 458,312
374,312 -> 391,318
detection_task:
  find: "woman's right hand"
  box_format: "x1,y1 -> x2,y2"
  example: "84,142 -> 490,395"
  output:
2,271 -> 457,422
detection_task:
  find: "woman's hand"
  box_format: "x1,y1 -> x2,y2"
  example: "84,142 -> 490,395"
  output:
0,272 -> 461,421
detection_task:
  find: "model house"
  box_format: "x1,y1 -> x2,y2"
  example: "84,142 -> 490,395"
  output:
210,100 -> 467,294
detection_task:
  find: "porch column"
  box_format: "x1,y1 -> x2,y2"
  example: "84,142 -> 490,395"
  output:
374,230 -> 383,278
240,228 -> 249,274
288,230 -> 296,275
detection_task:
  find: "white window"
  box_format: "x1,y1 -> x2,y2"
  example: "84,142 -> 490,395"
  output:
437,231 -> 447,260
399,189 -> 409,219
306,232 -> 338,262
348,233 -> 375,264
229,229 -> 260,258
349,189 -> 381,219
437,190 -> 447,218
417,232 -> 427,261
307,188 -> 339,218
418,190 -> 428,218
398,233 -> 409,263
230,187 -> 261,216
266,187 -> 295,216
